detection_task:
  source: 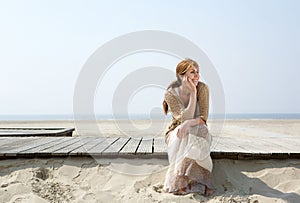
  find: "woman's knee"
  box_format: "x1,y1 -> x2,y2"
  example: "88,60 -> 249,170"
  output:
190,124 -> 208,138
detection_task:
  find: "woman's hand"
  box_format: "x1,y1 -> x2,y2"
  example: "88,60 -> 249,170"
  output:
177,120 -> 191,139
182,76 -> 197,95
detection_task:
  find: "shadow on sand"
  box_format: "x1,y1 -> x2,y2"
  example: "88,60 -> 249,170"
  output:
192,159 -> 300,202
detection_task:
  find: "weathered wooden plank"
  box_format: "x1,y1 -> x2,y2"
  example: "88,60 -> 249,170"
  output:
153,137 -> 167,153
0,137 -> 40,156
211,136 -> 240,158
0,129 -> 59,135
54,137 -> 95,155
211,152 -> 238,159
70,137 -> 106,155
230,137 -> 271,154
88,137 -> 119,156
0,128 -> 75,137
263,137 -> 300,153
212,137 -> 251,153
228,137 -> 286,159
211,139 -> 225,152
0,135 -> 300,159
136,138 -> 153,154
0,138 -> 21,148
12,137 -> 59,154
37,138 -> 81,155
119,137 -> 141,154
102,137 -> 130,154
20,137 -> 68,154
255,138 -> 292,153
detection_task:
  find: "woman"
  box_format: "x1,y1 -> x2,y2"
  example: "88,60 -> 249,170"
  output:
163,58 -> 213,195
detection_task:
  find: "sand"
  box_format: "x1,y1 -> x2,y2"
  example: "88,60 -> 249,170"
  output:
0,119 -> 300,202
1,119 -> 299,138
1,158 -> 300,203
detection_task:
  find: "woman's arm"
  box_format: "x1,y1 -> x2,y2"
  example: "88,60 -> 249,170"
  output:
177,117 -> 205,139
181,93 -> 197,121
197,83 -> 209,123
177,83 -> 209,139
187,116 -> 206,126
181,76 -> 198,121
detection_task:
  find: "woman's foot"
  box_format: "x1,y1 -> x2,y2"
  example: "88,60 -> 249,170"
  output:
174,187 -> 187,195
205,186 -> 214,196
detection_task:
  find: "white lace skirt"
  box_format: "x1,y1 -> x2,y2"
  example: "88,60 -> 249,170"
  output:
163,124 -> 213,194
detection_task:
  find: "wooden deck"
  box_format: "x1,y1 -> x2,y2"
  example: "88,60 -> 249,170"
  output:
0,134 -> 299,160
0,128 -> 75,137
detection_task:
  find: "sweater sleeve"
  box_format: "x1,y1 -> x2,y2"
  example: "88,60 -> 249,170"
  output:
196,83 -> 209,123
164,90 -> 184,123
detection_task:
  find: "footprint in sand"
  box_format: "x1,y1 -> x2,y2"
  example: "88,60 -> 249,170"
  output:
31,167 -> 73,202
152,183 -> 164,193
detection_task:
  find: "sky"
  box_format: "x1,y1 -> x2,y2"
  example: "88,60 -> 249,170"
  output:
0,0 -> 299,117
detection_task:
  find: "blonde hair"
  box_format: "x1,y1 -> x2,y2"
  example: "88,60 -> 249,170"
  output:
162,58 -> 199,115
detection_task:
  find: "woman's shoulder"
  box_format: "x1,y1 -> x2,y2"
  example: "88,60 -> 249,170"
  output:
165,87 -> 175,96
164,86 -> 179,103
197,81 -> 209,90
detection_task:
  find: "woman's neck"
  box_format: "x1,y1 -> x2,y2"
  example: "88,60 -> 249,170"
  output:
178,86 -> 190,96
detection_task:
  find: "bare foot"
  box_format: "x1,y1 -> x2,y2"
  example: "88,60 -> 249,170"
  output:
174,187 -> 187,195
205,186 -> 214,196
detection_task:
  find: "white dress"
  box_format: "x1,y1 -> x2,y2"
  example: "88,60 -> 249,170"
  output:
163,86 -> 213,194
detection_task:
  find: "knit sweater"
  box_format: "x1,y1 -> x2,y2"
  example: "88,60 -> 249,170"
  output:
164,81 -> 209,141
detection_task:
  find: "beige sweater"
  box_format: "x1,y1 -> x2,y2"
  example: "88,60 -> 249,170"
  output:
164,81 -> 209,141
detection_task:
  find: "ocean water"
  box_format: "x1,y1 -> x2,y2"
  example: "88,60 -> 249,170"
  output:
223,113 -> 300,119
0,113 -> 299,121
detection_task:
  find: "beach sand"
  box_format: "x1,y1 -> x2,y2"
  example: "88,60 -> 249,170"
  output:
0,119 -> 300,202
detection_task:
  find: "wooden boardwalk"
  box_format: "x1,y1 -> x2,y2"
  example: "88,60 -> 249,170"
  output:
0,135 -> 299,160
0,128 -> 75,137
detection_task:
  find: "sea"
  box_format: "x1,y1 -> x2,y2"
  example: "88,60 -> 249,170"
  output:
0,113 -> 299,121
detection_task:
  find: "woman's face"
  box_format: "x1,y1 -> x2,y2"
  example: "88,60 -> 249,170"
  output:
184,66 -> 199,86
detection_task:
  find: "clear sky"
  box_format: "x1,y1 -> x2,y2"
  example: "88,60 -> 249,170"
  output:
0,0 -> 299,116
